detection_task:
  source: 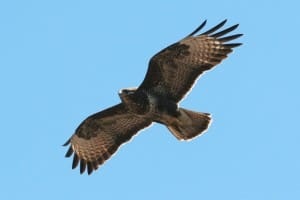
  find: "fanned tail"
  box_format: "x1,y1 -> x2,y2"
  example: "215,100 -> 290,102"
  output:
167,108 -> 212,141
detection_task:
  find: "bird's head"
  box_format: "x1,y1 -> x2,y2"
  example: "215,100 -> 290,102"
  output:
118,87 -> 137,104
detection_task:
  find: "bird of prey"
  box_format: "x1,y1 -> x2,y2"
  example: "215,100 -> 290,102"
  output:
63,20 -> 242,175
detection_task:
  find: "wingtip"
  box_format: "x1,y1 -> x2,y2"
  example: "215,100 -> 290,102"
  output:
62,138 -> 71,146
219,19 -> 228,27
80,159 -> 87,174
211,23 -> 241,38
72,153 -> 79,169
200,19 -> 228,36
221,19 -> 228,24
224,43 -> 243,48
231,24 -> 240,32
65,146 -> 74,157
218,34 -> 243,43
186,19 -> 208,37
87,162 -> 93,175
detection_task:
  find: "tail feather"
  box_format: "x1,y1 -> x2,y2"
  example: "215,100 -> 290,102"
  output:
167,108 -> 212,141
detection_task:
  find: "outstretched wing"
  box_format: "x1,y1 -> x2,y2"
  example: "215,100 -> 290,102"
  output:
138,20 -> 243,102
63,103 -> 152,175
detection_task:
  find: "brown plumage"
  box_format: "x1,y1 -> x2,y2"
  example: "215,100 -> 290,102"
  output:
64,20 -> 242,175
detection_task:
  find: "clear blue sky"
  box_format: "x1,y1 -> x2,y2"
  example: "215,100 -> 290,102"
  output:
1,0 -> 299,199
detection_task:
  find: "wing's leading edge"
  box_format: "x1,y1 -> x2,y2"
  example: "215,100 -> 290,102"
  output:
64,103 -> 152,175
138,20 -> 243,102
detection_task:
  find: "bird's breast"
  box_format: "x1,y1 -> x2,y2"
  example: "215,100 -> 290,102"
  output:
122,90 -> 151,115
146,91 -> 179,117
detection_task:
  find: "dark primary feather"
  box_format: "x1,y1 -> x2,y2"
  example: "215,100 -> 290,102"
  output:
200,19 -> 227,35
138,20 -> 242,102
186,20 -> 207,37
72,154 -> 79,169
64,103 -> 152,175
219,34 -> 243,42
211,24 -> 239,37
64,145 -> 73,157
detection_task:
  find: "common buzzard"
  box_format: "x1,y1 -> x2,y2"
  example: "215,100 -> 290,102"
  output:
64,20 -> 242,175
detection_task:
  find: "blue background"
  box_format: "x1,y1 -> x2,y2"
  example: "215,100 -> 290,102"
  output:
1,0 -> 299,199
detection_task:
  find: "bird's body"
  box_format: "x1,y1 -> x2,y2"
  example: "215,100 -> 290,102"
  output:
64,20 -> 243,174
120,88 -> 179,121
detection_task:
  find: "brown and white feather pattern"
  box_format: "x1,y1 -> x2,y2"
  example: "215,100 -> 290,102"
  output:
64,103 -> 152,175
138,20 -> 242,102
63,20 -> 242,175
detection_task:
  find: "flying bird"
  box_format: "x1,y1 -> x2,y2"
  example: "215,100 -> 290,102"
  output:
63,20 -> 242,175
